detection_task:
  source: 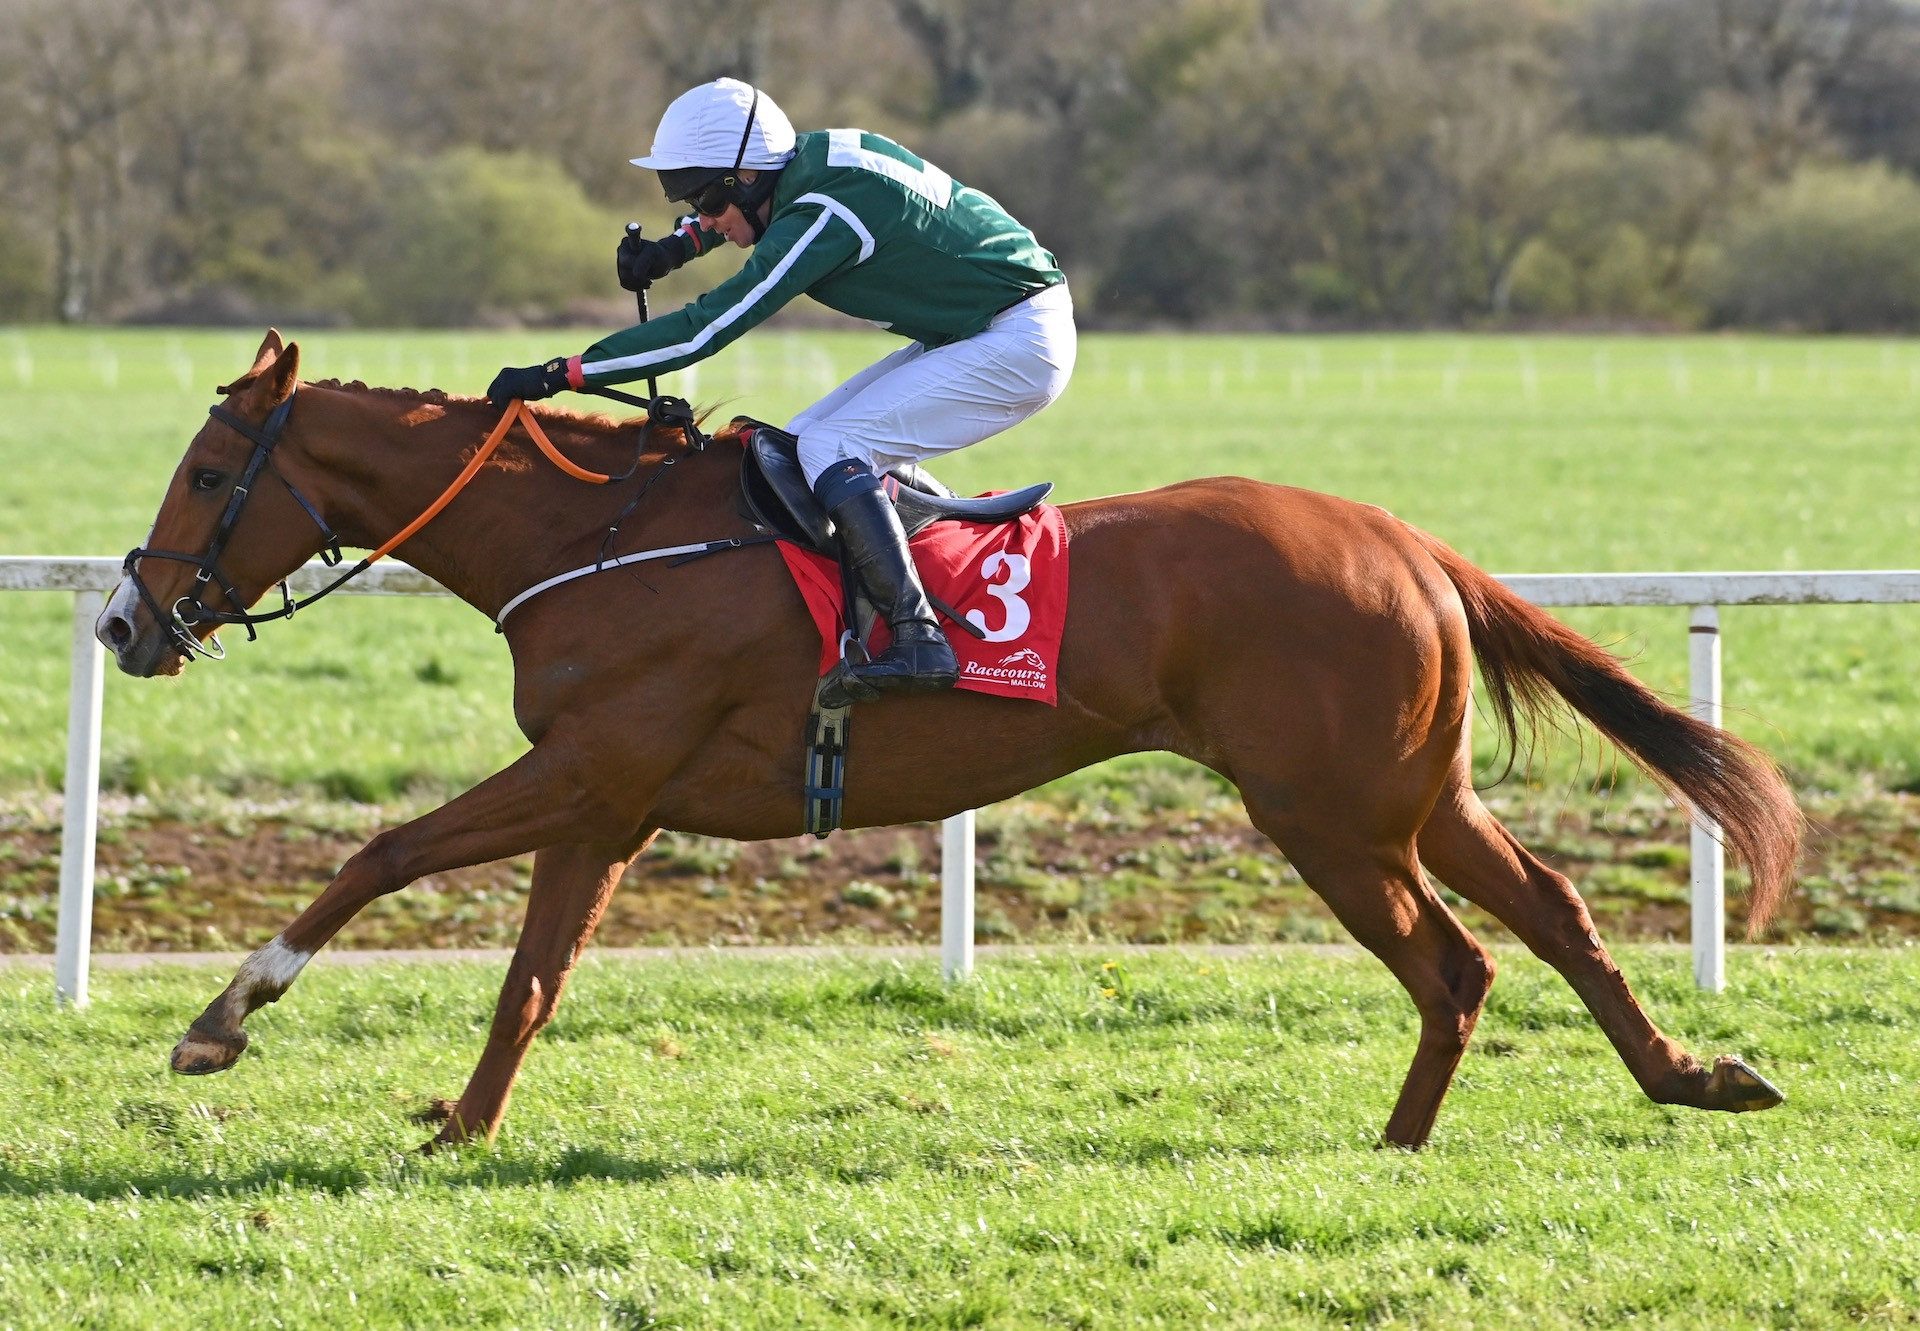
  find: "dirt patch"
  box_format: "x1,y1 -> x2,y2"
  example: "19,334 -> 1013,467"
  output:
4,786 -> 1918,953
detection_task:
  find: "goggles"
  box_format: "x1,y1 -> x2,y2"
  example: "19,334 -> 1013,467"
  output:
685,176 -> 741,218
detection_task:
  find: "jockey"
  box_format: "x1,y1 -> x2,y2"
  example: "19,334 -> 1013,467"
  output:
487,78 -> 1075,707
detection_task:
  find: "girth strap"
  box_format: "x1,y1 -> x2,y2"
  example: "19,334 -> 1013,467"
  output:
803,678 -> 853,838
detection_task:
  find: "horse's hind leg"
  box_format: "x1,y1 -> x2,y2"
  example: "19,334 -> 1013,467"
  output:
1245,792 -> 1496,1148
1417,767 -> 1783,1114
418,831 -> 656,1151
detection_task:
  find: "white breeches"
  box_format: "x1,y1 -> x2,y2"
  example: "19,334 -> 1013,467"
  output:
789,283 -> 1076,485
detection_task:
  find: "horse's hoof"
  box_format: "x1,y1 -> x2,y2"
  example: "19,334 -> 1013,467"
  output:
170,1026 -> 247,1075
1704,1055 -> 1785,1112
419,1120 -> 484,1155
414,1100 -> 487,1151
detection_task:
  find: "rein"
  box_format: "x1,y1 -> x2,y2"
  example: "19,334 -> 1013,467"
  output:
124,388 -> 724,660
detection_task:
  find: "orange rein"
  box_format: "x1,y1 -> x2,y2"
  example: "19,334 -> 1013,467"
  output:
367,399 -> 619,563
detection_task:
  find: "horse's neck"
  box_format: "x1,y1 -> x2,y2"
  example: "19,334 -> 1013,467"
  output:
303,390 -> 720,619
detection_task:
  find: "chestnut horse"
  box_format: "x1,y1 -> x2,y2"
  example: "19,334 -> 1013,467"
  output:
99,332 -> 1800,1152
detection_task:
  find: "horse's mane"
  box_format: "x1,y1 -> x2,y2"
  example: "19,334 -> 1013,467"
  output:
309,378 -> 455,405
307,378 -> 644,434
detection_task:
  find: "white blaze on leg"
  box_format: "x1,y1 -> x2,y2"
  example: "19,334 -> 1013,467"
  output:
234,935 -> 311,1001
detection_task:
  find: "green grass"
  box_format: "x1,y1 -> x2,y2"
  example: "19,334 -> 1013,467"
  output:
3,328 -> 1920,796
2,948 -> 1917,1328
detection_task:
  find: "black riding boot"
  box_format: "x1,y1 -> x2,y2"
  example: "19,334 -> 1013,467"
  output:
813,460 -> 958,707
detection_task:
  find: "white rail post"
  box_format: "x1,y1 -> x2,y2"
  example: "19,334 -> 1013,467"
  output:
940,811 -> 975,981
1688,605 -> 1725,993
55,590 -> 106,1007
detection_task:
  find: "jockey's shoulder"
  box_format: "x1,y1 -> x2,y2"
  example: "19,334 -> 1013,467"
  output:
775,129 -> 951,221
786,127 -> 936,179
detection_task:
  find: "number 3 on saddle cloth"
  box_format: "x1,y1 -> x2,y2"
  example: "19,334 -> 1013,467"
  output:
777,503 -> 1070,705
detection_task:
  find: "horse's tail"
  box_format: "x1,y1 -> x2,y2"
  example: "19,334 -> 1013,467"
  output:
1412,528 -> 1801,935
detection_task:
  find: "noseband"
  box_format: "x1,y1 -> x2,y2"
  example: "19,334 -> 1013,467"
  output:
122,389 -> 347,661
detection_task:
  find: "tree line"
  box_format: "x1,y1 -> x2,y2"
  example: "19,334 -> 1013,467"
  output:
6,0 -> 1920,331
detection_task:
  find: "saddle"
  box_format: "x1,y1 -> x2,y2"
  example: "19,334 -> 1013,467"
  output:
731,420 -> 1054,839
735,421 -> 1052,553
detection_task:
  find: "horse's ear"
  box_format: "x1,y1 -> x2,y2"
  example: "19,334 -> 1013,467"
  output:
216,329 -> 287,396
257,341 -> 300,407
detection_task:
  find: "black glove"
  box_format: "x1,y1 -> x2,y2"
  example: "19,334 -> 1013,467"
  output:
486,359 -> 569,408
616,232 -> 689,292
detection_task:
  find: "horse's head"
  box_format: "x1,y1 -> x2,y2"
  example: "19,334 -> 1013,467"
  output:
98,330 -> 340,677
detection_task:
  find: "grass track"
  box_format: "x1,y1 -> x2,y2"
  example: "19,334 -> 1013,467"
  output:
2,948 -> 1918,1328
3,328 -> 1920,796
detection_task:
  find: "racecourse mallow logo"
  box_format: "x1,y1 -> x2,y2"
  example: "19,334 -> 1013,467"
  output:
962,645 -> 1049,688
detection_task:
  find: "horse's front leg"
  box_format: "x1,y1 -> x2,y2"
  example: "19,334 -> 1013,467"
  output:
170,741 -> 634,1076
415,831 -> 657,1151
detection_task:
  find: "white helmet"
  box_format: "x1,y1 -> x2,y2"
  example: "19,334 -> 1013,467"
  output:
631,78 -> 797,177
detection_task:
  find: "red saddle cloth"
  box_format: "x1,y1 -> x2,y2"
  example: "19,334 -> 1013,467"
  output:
777,501 -> 1070,705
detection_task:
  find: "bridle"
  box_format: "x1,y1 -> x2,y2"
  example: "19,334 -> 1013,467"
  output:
122,389 -> 349,662
122,384 -> 713,662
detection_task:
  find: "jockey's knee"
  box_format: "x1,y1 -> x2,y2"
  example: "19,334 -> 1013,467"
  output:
796,430 -> 874,487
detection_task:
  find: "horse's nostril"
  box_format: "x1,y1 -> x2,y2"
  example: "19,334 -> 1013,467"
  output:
105,615 -> 133,648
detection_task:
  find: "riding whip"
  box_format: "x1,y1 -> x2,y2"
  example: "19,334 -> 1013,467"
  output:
625,221 -> 660,401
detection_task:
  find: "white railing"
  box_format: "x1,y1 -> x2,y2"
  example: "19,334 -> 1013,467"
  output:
8,555 -> 1920,1005
1497,571 -> 1920,989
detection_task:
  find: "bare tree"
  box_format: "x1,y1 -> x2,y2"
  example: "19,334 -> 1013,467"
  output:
4,0 -> 1920,328
11,0 -> 152,319
1709,0 -> 1896,177
1424,0 -> 1574,314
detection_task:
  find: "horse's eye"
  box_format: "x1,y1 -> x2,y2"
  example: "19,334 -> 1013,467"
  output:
192,469 -> 225,492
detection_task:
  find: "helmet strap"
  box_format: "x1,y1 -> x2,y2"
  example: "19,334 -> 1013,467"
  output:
731,88 -> 759,173
738,169 -> 781,240
729,87 -> 777,241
